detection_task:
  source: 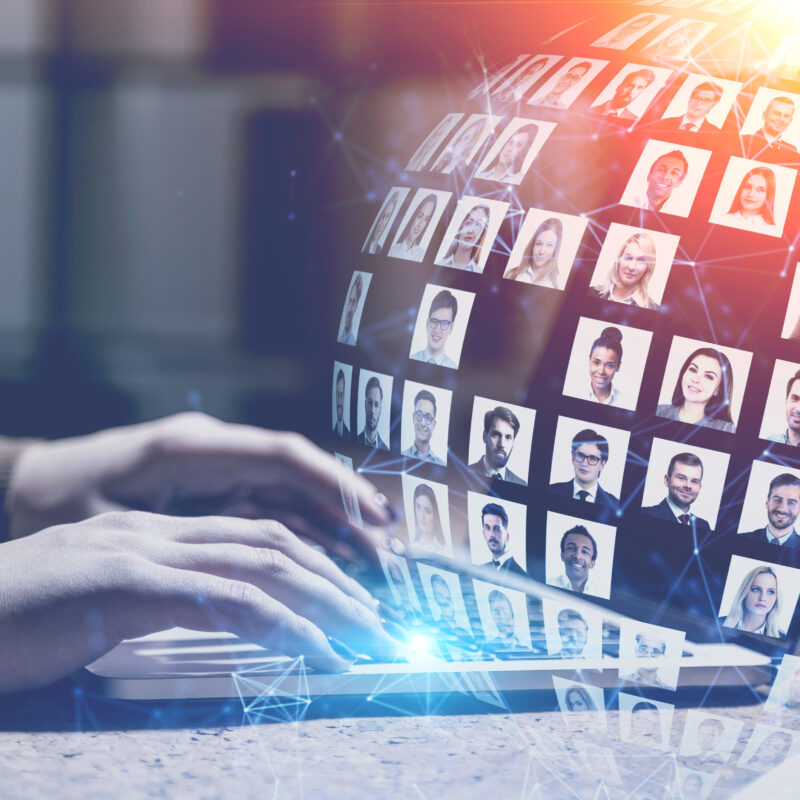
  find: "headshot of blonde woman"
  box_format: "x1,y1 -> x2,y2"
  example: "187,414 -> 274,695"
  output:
723,565 -> 784,639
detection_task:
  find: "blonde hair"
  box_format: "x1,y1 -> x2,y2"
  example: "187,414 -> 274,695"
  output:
505,217 -> 563,285
592,232 -> 656,308
723,566 -> 782,638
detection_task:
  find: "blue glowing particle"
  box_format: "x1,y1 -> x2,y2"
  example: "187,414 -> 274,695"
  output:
333,131 -> 343,142
288,212 -> 296,221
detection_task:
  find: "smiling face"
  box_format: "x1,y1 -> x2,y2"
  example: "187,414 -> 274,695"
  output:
532,228 -> 558,268
647,155 -> 686,204
561,533 -> 596,585
484,417 -> 516,469
482,513 -> 509,557
589,346 -> 620,397
766,484 -> 800,533
763,99 -> 795,138
687,87 -> 719,121
743,571 -> 777,619
786,379 -> 800,435
617,240 -> 650,288
426,305 -> 453,356
415,493 -> 435,536
665,461 -> 703,511
739,173 -> 768,217
681,354 -> 722,408
412,398 -> 436,448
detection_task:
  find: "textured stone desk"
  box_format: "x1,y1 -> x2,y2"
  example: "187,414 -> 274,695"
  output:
1,678 -> 796,799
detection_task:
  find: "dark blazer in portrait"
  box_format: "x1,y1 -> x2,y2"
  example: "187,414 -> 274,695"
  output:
742,130 -> 800,163
333,422 -> 350,439
659,115 -> 721,133
357,429 -> 389,451
549,480 -> 620,510
480,556 -> 528,578
642,498 -> 710,531
738,528 -> 800,548
468,460 -> 527,485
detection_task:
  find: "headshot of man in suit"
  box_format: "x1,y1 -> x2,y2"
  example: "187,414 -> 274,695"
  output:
469,406 -> 526,484
358,375 -> 389,451
623,631 -> 668,688
487,589 -> 523,648
532,61 -> 592,108
333,368 -> 349,438
642,452 -> 710,530
550,428 -> 620,509
662,81 -> 724,132
429,574 -> 471,639
480,502 -> 527,576
591,68 -> 656,121
630,149 -> 688,213
766,369 -> 800,446
693,717 -> 726,764
550,525 -> 597,595
743,95 -> 799,162
410,289 -> 458,368
557,608 -> 589,657
402,388 -> 445,465
740,473 -> 800,547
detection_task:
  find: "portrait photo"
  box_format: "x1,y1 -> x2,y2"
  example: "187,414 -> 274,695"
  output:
491,54 -> 562,103
334,452 -> 362,528
377,549 -> 423,618
679,709 -> 743,764
417,564 -> 471,637
467,490 -> 528,573
642,18 -> 717,60
430,113 -> 501,174
405,113 -> 464,172
472,578 -> 532,649
655,335 -> 752,434
618,618 -> 686,691
432,195 -> 509,274
562,317 -> 653,411
672,768 -> 718,800
400,379 -> 453,467
337,270 -> 372,346
409,283 -> 475,370
718,555 -> 800,640
355,368 -> 393,452
549,415 -> 630,508
765,654 -> 800,713
541,598 -> 603,659
503,207 -> 588,290
618,692 -> 674,751
588,222 -> 680,309
708,156 -> 797,238
759,359 -> 800,447
737,723 -> 800,772
544,511 -> 616,600
641,438 -> 728,531
739,86 -> 800,160
467,53 -> 535,100
362,187 -> 409,255
388,188 -> 451,262
619,138 -> 712,217
587,63 -> 672,123
331,360 -> 353,439
552,676 -> 606,721
781,262 -> 800,339
474,117 -> 557,185
591,13 -> 670,50
527,57 -> 609,110
659,73 -> 741,133
736,459 -> 800,538
467,396 -> 536,486
401,474 -> 453,555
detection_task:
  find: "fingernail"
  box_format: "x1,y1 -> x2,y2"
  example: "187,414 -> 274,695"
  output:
374,493 -> 398,522
327,636 -> 357,661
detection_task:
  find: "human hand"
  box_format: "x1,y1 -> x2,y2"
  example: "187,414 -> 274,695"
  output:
9,412 -> 393,557
0,511 -> 399,694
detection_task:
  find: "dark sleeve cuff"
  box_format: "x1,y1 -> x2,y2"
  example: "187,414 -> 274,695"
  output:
0,438 -> 41,543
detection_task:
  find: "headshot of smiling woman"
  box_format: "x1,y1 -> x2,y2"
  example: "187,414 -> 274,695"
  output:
389,193 -> 438,261
412,483 -> 447,552
723,565 -> 784,638
656,346 -> 736,432
591,232 -> 658,309
505,217 -> 563,288
722,165 -> 776,228
587,326 -> 624,406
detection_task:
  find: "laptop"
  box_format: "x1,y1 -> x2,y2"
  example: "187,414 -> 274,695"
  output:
82,0 -> 800,703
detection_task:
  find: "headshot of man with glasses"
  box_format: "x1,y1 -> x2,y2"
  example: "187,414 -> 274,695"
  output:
402,388 -> 445,465
410,289 -> 458,368
550,428 -> 620,509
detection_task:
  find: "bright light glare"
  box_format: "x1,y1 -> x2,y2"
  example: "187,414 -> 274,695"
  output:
408,635 -> 432,656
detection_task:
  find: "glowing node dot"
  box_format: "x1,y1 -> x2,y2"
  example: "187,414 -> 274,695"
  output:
693,548 -> 699,555
288,212 -> 296,221
290,170 -> 297,178
790,245 -> 795,252
367,696 -> 373,701
333,131 -> 343,142
690,262 -> 696,267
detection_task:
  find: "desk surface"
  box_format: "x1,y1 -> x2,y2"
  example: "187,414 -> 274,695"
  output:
0,679 -> 796,799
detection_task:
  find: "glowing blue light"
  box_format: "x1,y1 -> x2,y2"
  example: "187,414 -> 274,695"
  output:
408,635 -> 432,656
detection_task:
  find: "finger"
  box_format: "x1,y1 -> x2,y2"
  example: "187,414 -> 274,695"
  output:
159,516 -> 378,611
123,562 -> 352,673
141,539 -> 399,657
